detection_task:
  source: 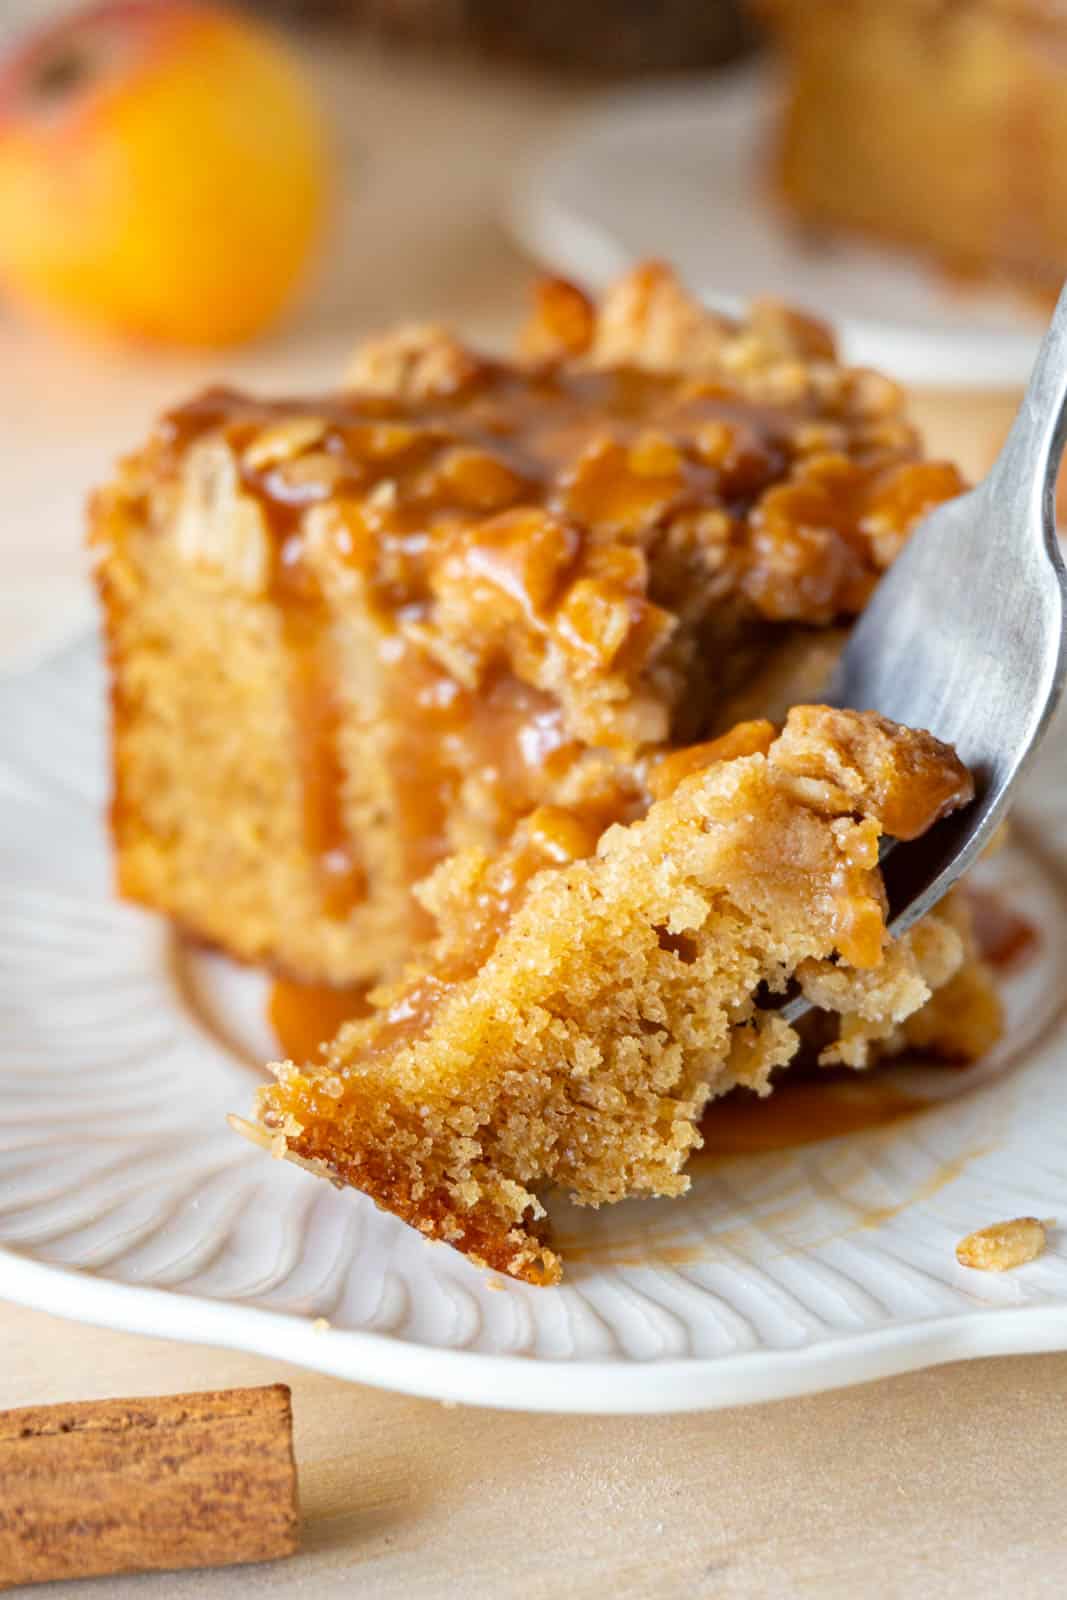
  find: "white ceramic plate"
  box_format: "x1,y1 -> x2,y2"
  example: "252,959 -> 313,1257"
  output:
4,640 -> 1067,1413
511,67 -> 1049,389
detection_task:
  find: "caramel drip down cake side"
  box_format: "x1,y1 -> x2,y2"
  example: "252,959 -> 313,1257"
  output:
249,706 -> 976,1285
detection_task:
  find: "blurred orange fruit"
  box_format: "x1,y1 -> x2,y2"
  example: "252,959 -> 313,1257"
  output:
0,1 -> 330,346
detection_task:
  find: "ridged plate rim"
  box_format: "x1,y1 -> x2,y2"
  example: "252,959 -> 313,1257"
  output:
3,637 -> 1067,1413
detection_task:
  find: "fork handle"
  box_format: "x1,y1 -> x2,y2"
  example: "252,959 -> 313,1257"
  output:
987,281 -> 1067,548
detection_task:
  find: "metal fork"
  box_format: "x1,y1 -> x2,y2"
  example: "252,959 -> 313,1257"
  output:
780,288 -> 1067,1025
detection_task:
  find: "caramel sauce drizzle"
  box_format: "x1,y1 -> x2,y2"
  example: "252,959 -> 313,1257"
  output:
157,361 -> 961,934
695,1072 -> 925,1158
269,977 -> 372,1064
281,605 -> 366,918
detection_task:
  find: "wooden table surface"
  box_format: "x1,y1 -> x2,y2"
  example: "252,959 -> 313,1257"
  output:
1,35 -> 1061,1598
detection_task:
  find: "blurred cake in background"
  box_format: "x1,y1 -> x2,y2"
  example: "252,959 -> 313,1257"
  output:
762,0 -> 1067,301
254,0 -> 756,75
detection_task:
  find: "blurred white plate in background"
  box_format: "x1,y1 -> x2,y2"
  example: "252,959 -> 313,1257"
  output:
512,67 -> 1048,389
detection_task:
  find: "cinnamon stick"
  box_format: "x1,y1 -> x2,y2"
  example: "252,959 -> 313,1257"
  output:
0,1384 -> 298,1588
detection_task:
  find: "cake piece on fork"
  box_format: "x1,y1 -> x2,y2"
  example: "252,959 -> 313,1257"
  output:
243,706 -> 975,1285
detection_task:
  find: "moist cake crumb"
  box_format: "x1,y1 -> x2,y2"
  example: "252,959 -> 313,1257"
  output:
252,705 -> 974,1284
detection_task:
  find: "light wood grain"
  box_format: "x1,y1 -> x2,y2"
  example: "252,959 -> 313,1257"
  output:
3,1304 -> 1067,1599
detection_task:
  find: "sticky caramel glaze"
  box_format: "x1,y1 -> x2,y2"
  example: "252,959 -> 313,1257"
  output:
384,648 -> 573,887
156,364 -> 955,578
269,978 -> 372,1063
695,1071 -> 925,1158
155,362 -> 964,929
281,604 -> 366,917
648,720 -> 777,799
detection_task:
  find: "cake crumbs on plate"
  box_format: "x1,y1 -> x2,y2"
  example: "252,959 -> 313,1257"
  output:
956,1217 -> 1054,1272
